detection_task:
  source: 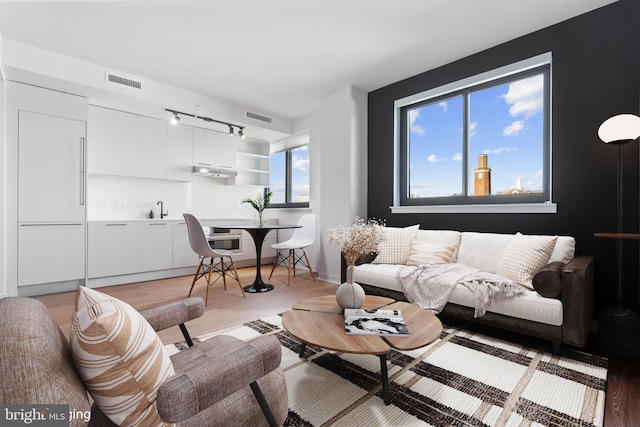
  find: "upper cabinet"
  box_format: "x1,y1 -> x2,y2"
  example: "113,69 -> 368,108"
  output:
88,106 -> 139,177
88,106 -> 193,182
235,139 -> 270,187
192,127 -> 237,171
139,116 -> 169,179
168,124 -> 194,181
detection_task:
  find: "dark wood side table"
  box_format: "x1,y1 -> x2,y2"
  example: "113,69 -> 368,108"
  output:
593,232 -> 640,358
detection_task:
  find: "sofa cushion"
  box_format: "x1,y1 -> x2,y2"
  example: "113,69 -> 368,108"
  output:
496,233 -> 558,289
373,224 -> 420,264
532,262 -> 564,298
456,232 -> 515,273
448,284 -> 563,326
405,238 -> 457,266
415,229 -> 462,261
70,287 -> 175,427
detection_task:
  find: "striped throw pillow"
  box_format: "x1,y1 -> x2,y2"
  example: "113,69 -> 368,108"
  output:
372,225 -> 420,265
70,287 -> 175,427
496,233 -> 558,289
405,239 -> 458,266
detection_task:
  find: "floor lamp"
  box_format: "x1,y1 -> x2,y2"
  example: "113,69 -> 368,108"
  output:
596,113 -> 640,358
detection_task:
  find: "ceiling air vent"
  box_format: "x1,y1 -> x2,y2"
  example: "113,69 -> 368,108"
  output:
246,111 -> 272,124
106,72 -> 142,90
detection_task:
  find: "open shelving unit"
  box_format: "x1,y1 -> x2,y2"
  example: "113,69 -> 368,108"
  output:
235,138 -> 270,187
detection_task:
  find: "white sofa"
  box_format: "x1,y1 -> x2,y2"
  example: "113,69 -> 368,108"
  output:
353,229 -> 594,351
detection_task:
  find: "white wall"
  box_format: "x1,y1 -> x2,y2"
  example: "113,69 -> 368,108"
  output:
87,174 -> 266,221
318,86 -> 368,283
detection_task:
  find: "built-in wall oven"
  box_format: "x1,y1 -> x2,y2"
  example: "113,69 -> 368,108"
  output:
205,227 -> 242,253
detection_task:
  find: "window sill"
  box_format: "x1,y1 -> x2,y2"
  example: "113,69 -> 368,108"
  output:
390,203 -> 557,214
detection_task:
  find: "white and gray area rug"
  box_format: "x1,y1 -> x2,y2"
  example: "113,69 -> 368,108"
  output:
167,314 -> 608,427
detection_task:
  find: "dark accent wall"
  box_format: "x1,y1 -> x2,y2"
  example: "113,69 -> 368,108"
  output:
367,0 -> 640,315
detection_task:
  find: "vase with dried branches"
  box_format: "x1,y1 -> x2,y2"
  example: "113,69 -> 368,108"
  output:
326,217 -> 385,309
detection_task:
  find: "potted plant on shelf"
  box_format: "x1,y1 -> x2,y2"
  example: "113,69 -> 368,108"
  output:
241,189 -> 273,226
326,217 -> 385,309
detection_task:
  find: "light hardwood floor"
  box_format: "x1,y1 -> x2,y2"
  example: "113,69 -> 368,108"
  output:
34,265 -> 637,427
35,265 -> 336,345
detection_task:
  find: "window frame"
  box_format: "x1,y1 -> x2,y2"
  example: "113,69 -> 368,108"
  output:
392,53 -> 556,214
268,137 -> 310,209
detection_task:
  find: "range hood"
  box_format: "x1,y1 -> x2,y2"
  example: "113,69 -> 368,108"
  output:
192,165 -> 238,178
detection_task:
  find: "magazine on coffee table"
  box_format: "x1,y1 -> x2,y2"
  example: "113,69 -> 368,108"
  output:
344,308 -> 410,336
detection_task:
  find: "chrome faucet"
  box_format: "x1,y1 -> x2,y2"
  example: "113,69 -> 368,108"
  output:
157,201 -> 168,219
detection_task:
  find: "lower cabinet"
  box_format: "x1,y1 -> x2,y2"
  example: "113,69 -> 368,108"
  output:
18,223 -> 85,286
173,220 -> 200,269
142,222 -> 173,272
88,222 -> 142,278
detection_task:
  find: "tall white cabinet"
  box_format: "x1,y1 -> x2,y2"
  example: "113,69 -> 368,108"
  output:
13,83 -> 88,291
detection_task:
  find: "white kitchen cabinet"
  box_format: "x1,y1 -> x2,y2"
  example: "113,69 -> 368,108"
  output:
88,221 -> 143,278
192,127 -> 216,168
193,127 -> 237,170
139,116 -> 168,179
215,132 -> 237,170
88,106 -> 139,176
168,124 -> 194,182
18,111 -> 86,222
142,222 -> 173,271
173,220 -> 200,268
18,224 -> 85,286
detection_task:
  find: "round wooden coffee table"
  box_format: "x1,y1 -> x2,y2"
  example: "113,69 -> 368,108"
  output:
282,295 -> 442,405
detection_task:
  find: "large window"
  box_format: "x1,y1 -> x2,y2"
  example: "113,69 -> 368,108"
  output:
269,135 -> 310,208
395,54 -> 553,213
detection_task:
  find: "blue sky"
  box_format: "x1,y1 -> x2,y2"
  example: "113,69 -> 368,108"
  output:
270,146 -> 310,203
408,73 -> 544,198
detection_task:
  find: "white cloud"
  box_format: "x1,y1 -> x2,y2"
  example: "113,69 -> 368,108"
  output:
292,155 -> 309,172
439,101 -> 448,112
469,121 -> 477,138
409,109 -> 426,136
483,146 -> 517,155
534,169 -> 543,178
502,120 -> 525,136
502,74 -> 544,118
427,154 -> 444,163
452,153 -> 462,161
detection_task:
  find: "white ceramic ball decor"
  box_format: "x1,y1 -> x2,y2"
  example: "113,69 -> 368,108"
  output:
336,281 -> 365,310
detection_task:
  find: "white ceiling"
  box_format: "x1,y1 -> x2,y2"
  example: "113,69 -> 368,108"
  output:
0,0 -> 618,121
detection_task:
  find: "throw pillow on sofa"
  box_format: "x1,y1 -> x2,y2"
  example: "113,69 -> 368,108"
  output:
405,238 -> 458,266
496,232 -> 558,289
70,286 -> 175,427
373,224 -> 420,264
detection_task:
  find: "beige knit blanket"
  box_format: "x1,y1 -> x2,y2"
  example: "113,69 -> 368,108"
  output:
398,263 -> 526,318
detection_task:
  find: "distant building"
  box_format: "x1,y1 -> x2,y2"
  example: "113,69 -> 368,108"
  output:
474,154 -> 491,196
498,179 -> 542,195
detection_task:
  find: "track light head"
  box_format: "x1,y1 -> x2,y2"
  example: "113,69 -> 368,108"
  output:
169,112 -> 180,125
238,128 -> 245,138
228,125 -> 234,136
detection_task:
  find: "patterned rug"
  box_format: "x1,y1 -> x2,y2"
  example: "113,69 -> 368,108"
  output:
166,314 -> 608,427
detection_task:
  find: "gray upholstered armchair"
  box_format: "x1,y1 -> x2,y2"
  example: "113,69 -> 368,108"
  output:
0,296 -> 288,427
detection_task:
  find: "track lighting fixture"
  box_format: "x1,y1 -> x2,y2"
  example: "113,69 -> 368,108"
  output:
165,108 -> 247,138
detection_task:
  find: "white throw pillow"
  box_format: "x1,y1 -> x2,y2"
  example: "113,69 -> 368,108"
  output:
70,287 -> 175,427
496,232 -> 558,289
406,238 -> 458,266
373,224 -> 420,264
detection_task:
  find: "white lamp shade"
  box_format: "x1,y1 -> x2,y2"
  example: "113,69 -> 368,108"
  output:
598,114 -> 640,143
